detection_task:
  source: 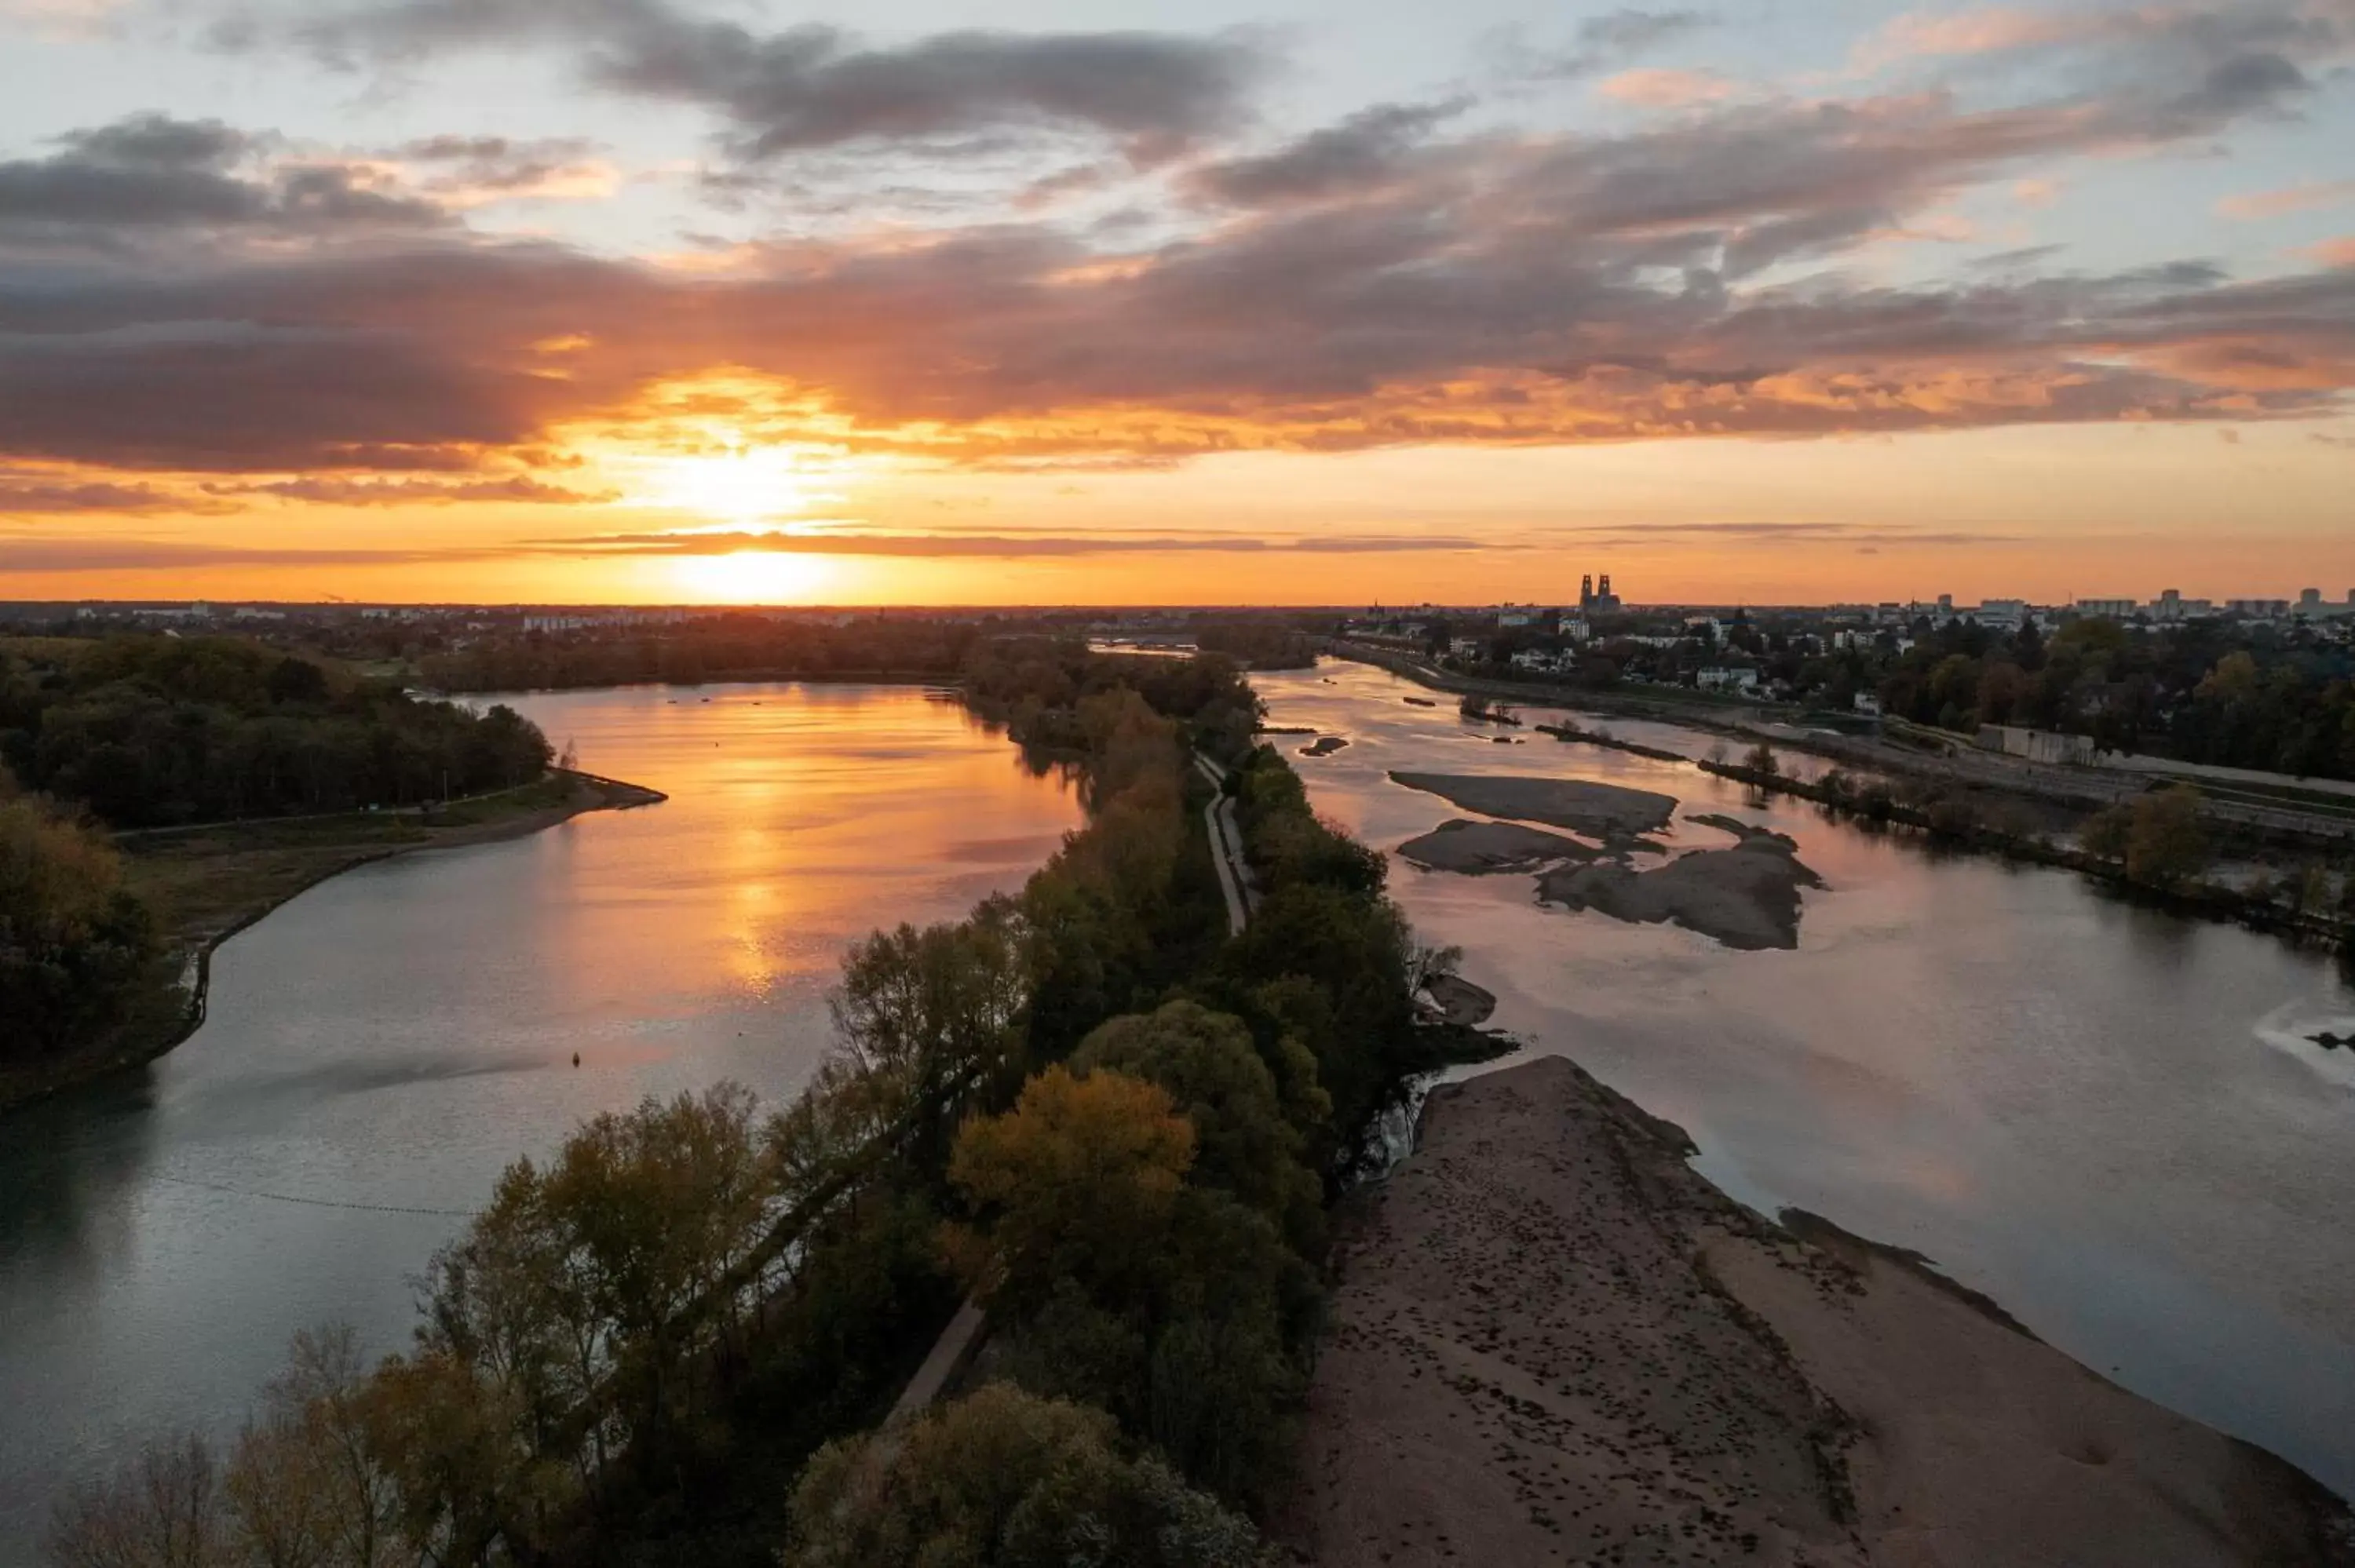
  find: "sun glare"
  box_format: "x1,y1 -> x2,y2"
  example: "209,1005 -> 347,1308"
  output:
635,443 -> 818,526
671,549 -> 834,603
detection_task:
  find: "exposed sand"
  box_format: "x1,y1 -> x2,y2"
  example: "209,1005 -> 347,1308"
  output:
1280,1059 -> 2353,1568
1399,819 -> 1597,875
1391,773 -> 1678,840
1536,817 -> 1821,951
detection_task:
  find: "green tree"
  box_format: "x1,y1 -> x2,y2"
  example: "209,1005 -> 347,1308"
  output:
0,789 -> 154,1062
2125,786 -> 2209,888
949,1067 -> 1195,1315
781,1384 -> 1266,1568
1073,1002 -> 1324,1250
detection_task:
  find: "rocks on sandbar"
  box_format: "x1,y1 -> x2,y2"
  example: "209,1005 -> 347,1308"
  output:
1389,771 -> 1678,840
1397,818 -> 1597,875
1537,816 -> 1821,950
1300,735 -> 1350,757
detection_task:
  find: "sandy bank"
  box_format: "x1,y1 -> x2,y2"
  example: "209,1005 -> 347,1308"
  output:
1279,1058 -> 2353,1567
1398,819 -> 1597,874
1536,816 -> 1821,951
1391,772 -> 1678,840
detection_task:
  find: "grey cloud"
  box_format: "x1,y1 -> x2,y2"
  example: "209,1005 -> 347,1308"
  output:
62,114 -> 251,170
1186,100 -> 1467,206
0,479 -> 198,514
0,538 -> 501,571
0,114 -> 445,253
222,475 -> 616,505
264,0 -> 1267,162
1492,5 -> 1714,82
596,24 -> 1265,162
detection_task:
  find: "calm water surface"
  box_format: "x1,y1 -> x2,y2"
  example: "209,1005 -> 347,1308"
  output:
1265,662 -> 2355,1497
0,684 -> 1079,1559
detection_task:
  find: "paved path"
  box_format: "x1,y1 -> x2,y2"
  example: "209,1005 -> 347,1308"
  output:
1195,751 -> 1253,936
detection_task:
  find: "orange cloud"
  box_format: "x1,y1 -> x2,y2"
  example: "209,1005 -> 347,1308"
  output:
1854,6 -> 2087,70
2222,181 -> 2355,221
1597,68 -> 1736,108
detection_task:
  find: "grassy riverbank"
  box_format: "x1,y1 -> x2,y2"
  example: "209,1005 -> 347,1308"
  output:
0,769 -> 664,1114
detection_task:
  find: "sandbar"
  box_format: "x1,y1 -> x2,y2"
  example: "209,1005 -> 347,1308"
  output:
1390,773 -> 1678,839
1536,817 -> 1820,950
1280,1057 -> 2353,1567
1397,819 -> 1597,875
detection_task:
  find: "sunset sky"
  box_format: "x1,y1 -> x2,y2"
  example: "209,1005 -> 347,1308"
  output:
2,0 -> 2351,606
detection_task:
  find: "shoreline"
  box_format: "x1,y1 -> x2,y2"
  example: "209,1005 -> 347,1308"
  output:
1336,649 -> 2355,950
0,769 -> 666,1117
1281,1055 -> 2355,1566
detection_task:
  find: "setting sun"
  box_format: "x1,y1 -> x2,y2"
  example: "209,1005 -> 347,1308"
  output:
633,444 -> 824,527
670,548 -> 837,603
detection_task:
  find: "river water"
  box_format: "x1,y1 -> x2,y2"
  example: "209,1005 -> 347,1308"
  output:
0,683 -> 1081,1560
1261,661 -> 2355,1497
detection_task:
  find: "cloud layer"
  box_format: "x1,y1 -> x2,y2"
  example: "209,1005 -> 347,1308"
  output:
3,0 -> 2353,520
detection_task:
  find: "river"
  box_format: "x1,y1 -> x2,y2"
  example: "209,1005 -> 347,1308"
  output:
1261,659 -> 2355,1497
0,682 -> 1081,1561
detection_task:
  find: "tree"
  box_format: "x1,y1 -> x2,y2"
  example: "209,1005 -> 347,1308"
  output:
1072,1003 -> 1322,1249
0,790 -> 154,1062
225,1327 -> 404,1568
781,1384 -> 1266,1568
1743,742 -> 1780,779
2080,803 -> 2134,863
49,1432 -> 234,1568
2125,786 -> 2209,888
948,1067 -> 1194,1315
831,899 -> 1034,1139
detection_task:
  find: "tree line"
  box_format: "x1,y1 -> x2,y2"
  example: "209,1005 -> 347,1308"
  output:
417,615 -> 987,694
1,633 -> 553,1072
53,647 -> 1448,1566
2,636 -> 553,829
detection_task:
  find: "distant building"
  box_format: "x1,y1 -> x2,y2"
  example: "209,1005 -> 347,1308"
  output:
2151,589 -> 2214,623
1973,599 -> 2028,629
1980,725 -> 2095,766
1853,692 -> 1884,717
1696,665 -> 1760,692
2225,599 -> 2291,619
2074,598 -> 2138,620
